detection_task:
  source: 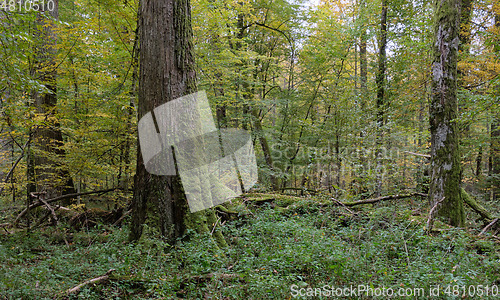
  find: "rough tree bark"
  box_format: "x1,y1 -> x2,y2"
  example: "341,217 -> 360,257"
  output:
429,0 -> 465,226
129,0 -> 226,247
29,1 -> 75,203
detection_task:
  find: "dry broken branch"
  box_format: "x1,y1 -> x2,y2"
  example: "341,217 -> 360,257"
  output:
14,188 -> 120,227
403,151 -> 431,159
35,193 -> 59,226
0,223 -> 12,234
64,269 -> 116,295
0,138 -> 30,194
112,209 -> 132,226
427,197 -> 445,233
479,218 -> 499,236
331,198 -> 354,214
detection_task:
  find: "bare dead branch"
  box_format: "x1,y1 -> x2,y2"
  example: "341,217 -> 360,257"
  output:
331,198 -> 354,214
14,188 -> 120,227
427,197 -> 445,233
0,138 -> 30,194
34,193 -> 59,225
479,218 -> 499,236
112,209 -> 132,226
403,151 -> 431,159
0,223 -> 12,234
64,269 -> 116,295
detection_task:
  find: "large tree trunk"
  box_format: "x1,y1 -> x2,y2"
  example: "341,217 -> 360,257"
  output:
129,0 -> 226,247
429,0 -> 465,227
30,2 -> 75,202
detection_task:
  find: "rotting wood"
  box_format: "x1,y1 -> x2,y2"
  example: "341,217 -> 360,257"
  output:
461,188 -> 494,221
14,188 -> 120,227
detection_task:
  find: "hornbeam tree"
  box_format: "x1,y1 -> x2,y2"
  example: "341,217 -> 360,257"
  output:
429,0 -> 465,226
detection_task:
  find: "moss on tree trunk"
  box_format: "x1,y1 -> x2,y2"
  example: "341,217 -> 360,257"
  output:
429,0 -> 465,227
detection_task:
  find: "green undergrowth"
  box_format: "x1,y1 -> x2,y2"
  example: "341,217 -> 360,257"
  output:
0,197 -> 499,299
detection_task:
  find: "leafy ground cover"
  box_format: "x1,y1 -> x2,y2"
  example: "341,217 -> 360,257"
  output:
0,196 -> 499,299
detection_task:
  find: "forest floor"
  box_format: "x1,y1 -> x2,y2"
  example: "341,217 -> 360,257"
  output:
0,194 -> 499,299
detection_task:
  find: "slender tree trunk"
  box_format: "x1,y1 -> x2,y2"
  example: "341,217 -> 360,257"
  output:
351,0 -> 368,196
232,12 -> 278,190
429,0 -> 464,226
251,108 -> 278,190
359,0 -> 368,105
492,117 -> 500,201
459,0 -> 472,52
490,4 -> 500,201
375,0 -> 388,197
458,0 -> 472,134
30,1 -> 75,202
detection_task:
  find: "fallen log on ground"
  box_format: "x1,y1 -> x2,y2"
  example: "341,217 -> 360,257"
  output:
337,192 -> 428,207
14,188 -> 120,227
460,188 -> 494,221
280,187 -> 324,194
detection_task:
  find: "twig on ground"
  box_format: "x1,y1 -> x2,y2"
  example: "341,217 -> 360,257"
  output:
479,218 -> 499,236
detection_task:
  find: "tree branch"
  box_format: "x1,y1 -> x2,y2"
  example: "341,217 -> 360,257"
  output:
64,269 -> 116,295
14,188 -> 121,226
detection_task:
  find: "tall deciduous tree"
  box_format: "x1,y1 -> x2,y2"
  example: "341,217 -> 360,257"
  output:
490,8 -> 500,201
429,0 -> 465,226
129,0 -> 226,247
30,1 -> 75,201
